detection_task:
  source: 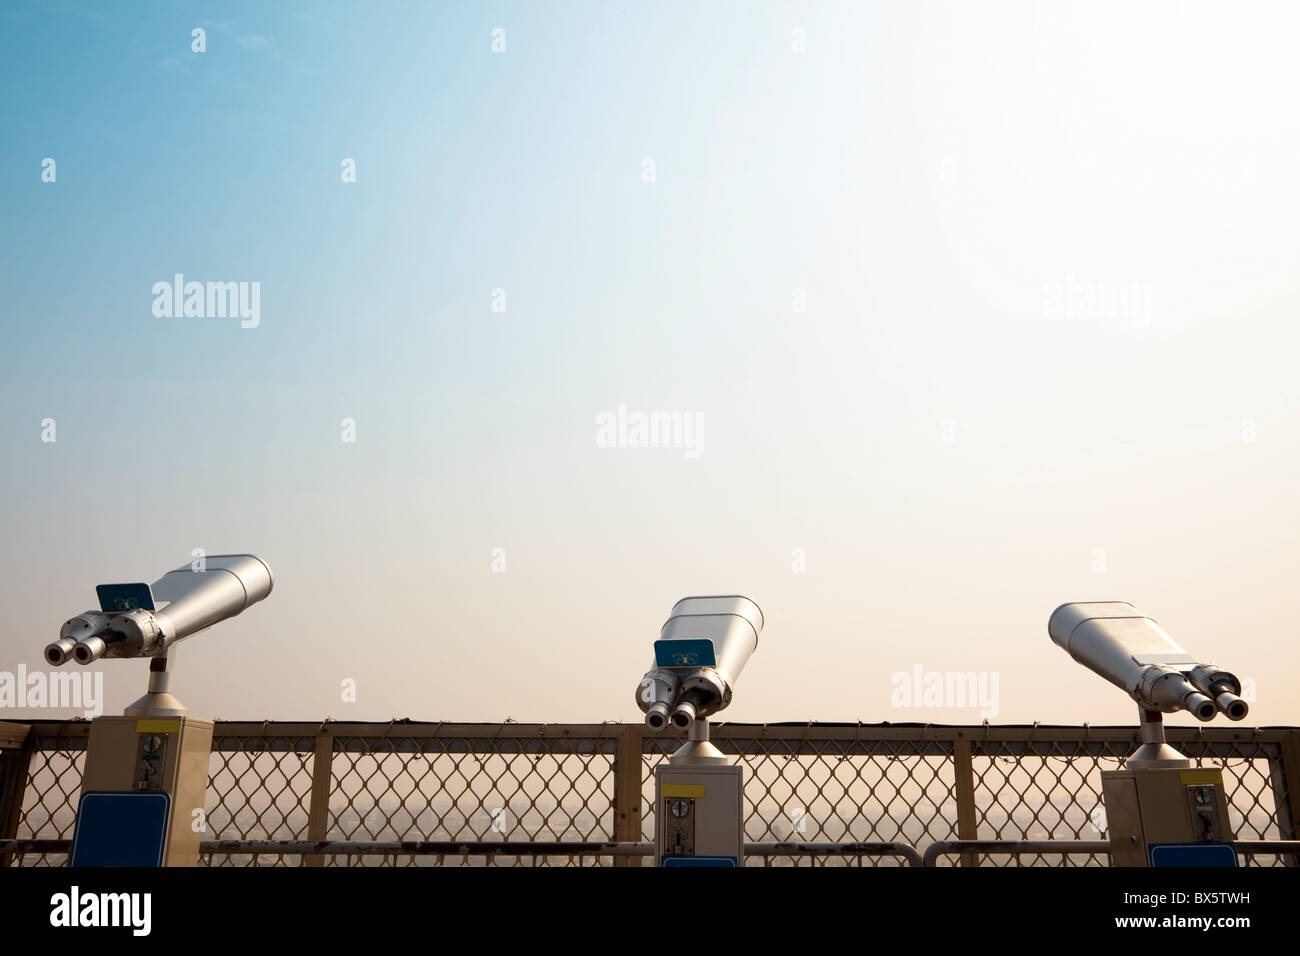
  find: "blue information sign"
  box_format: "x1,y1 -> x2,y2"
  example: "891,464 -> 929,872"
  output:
1147,842 -> 1238,868
70,791 -> 171,867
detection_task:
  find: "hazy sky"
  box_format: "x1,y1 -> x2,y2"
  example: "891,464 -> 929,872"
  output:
2,1 -> 1297,727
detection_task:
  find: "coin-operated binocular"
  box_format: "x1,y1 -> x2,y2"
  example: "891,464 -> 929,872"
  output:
1049,602 -> 1246,867
46,555 -> 273,866
635,595 -> 762,867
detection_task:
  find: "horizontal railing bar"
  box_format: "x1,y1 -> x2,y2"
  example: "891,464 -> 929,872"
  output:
923,840 -> 1110,866
746,842 -> 923,866
0,839 -> 654,857
17,734 -> 1280,759
202,841 -> 924,862
921,839 -> 1300,867
7,720 -> 1297,748
1234,841 -> 1300,862
324,739 -> 619,756
6,838 -> 1293,867
204,840 -> 656,856
2,839 -> 917,864
0,840 -> 70,854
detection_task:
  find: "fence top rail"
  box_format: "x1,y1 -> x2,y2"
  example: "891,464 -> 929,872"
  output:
7,719 -> 1296,746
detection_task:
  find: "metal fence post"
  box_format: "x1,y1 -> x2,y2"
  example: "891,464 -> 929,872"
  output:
953,738 -> 979,867
0,723 -> 34,868
304,729 -> 334,868
1268,730 -> 1300,865
613,726 -> 643,867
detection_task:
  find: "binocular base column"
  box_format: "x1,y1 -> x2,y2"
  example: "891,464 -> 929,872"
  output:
668,718 -> 728,765
1126,708 -> 1193,771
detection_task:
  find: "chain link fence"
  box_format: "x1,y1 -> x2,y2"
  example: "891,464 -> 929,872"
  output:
3,721 -> 1297,867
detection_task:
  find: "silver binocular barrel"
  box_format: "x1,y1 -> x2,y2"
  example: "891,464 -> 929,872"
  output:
45,555 -> 274,666
636,595 -> 763,730
1048,602 -> 1248,721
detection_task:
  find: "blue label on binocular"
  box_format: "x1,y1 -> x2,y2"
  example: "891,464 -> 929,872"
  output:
96,583 -> 156,613
655,639 -> 717,668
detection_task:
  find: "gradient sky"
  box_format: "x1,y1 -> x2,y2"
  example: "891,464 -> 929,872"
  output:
2,0 -> 1297,727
